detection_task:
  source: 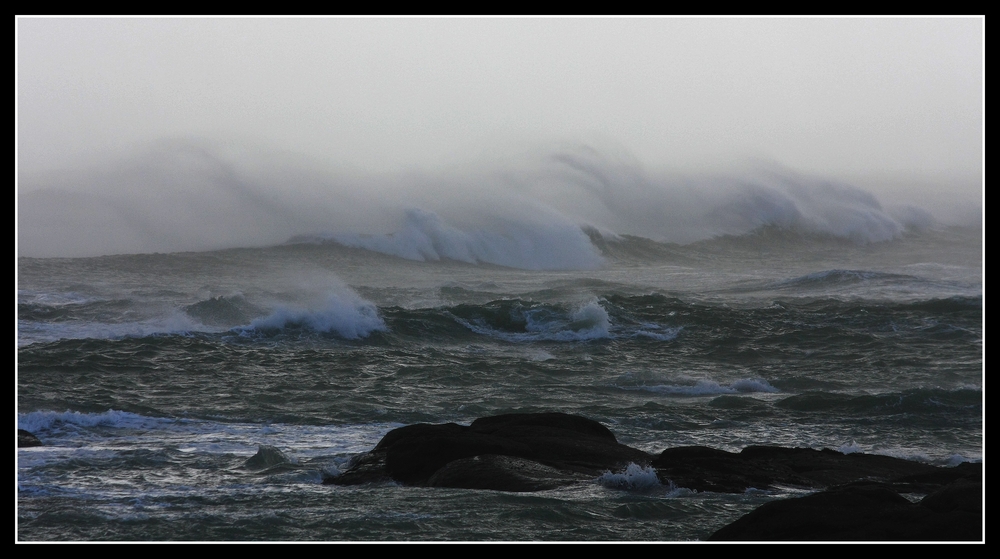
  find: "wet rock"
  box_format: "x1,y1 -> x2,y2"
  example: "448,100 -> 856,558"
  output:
323,412 -> 982,540
651,445 -> 943,493
708,477 -> 982,541
243,444 -> 292,471
324,412 -> 653,489
18,429 -> 42,448
426,454 -> 591,491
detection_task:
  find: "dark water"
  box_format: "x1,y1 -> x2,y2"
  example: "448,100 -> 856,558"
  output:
17,225 -> 983,541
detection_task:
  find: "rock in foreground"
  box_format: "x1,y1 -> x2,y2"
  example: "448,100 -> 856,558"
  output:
708,472 -> 982,541
324,412 -> 981,540
325,412 -> 653,491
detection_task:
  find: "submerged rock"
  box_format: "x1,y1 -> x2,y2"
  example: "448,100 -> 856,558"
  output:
18,429 -> 42,448
243,444 -> 293,471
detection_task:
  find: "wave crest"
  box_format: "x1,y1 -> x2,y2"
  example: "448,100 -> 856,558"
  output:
450,299 -> 611,342
243,292 -> 387,339
328,208 -> 604,271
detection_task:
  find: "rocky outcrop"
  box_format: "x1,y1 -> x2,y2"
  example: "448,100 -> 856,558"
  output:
325,412 -> 653,491
324,412 -> 981,540
651,445 -> 946,493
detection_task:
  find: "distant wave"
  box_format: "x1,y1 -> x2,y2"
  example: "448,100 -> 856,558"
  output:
18,286 -> 387,345
544,147 -> 928,244
18,140 -> 967,261
769,269 -> 919,289
304,208 -> 604,271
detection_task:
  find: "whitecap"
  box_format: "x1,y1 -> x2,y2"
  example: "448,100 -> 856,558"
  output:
597,463 -> 662,491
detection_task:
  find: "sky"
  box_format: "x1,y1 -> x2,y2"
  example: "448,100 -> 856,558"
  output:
16,16 -> 984,258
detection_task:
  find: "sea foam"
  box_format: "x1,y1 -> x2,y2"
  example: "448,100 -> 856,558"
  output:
597,463 -> 662,491
245,291 -> 387,339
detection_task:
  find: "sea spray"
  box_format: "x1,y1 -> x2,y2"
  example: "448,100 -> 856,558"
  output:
19,140 -> 968,260
246,292 -> 386,339
597,463 -> 662,491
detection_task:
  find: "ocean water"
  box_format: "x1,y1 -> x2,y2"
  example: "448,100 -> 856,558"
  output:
17,202 -> 982,540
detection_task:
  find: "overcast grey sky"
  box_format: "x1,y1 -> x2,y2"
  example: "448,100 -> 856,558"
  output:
15,16 -> 984,257
17,17 -> 983,176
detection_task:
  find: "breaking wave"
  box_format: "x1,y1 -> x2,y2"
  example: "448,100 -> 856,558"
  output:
327,207 -> 604,270
240,292 -> 387,339
597,463 -> 662,491
18,140 -> 969,263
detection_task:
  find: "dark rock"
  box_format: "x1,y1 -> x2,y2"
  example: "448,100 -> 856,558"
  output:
652,446 -> 797,493
243,444 -> 292,471
325,412 -> 653,490
18,429 -> 42,448
737,445 -> 943,488
327,448 -> 392,485
888,460 -> 982,493
426,454 -> 591,491
708,477 -> 982,541
919,477 -> 982,514
323,412 -> 981,540
652,445 -> 943,493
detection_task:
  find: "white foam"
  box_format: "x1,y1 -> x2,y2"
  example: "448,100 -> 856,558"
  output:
242,291 -> 387,339
837,440 -> 864,454
597,463 -> 662,491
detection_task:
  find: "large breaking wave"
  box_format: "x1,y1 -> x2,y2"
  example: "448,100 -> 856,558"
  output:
18,139 -> 969,266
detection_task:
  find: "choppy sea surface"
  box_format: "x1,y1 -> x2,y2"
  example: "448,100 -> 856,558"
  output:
17,221 -> 982,541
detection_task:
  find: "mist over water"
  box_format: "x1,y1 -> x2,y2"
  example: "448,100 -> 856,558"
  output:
15,139 -> 980,266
